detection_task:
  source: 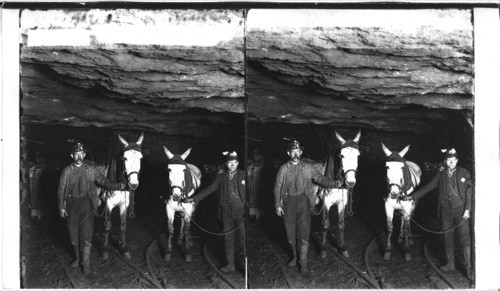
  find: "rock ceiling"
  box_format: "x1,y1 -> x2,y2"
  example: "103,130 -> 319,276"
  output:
20,9 -> 474,138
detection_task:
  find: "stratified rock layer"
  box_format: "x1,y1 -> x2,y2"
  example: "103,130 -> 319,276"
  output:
21,10 -> 245,136
21,9 -> 473,138
246,10 -> 473,134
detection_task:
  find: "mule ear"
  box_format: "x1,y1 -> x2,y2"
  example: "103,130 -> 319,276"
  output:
381,143 -> 392,157
399,145 -> 410,158
163,146 -> 174,160
136,133 -> 144,145
118,134 -> 129,147
335,131 -> 346,145
181,148 -> 192,160
353,130 -> 361,143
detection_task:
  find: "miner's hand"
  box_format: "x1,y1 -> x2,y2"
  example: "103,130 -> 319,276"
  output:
276,207 -> 284,217
60,209 -> 67,218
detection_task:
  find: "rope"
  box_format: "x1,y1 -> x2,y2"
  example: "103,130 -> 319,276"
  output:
167,200 -> 244,236
395,203 -> 468,234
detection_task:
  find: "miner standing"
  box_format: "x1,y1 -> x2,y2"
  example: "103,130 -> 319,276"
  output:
404,148 -> 473,279
58,143 -> 124,274
187,150 -> 246,273
274,140 -> 338,273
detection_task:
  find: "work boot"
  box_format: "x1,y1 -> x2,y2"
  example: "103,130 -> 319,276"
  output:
70,244 -> 79,268
287,244 -> 297,267
463,246 -> 472,279
81,246 -> 91,274
439,249 -> 455,272
299,245 -> 309,273
220,251 -> 235,273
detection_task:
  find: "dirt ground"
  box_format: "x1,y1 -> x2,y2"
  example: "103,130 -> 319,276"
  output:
21,193 -> 473,289
20,202 -> 239,289
247,208 -> 472,289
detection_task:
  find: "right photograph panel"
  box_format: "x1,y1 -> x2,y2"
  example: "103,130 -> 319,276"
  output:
245,9 -> 474,289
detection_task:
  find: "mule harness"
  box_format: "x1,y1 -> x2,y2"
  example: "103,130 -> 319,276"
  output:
391,162 -> 470,235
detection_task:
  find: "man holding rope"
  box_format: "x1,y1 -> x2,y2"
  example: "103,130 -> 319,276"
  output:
186,150 -> 245,273
404,148 -> 473,279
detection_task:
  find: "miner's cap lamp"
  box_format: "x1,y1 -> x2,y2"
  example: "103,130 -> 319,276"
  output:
71,142 -> 86,154
288,140 -> 303,151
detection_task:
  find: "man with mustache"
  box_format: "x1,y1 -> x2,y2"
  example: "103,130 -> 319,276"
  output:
58,142 -> 125,274
274,140 -> 338,273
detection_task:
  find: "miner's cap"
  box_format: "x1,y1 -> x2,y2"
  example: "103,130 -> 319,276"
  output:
287,140 -> 303,151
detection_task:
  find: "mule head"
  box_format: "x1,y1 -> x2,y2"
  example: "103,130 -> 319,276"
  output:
382,143 -> 410,198
164,146 -> 192,202
336,130 -> 361,188
118,133 -> 144,190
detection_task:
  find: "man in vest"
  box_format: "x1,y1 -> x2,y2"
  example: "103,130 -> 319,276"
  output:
274,140 -> 338,273
187,150 -> 245,273
404,148 -> 473,279
58,143 -> 125,274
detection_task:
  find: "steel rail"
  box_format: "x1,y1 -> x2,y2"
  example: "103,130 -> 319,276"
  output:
145,238 -> 166,288
42,231 -> 83,289
106,245 -> 163,288
252,222 -> 295,289
364,236 -> 388,289
423,242 -> 457,289
203,244 -> 239,289
319,239 -> 382,289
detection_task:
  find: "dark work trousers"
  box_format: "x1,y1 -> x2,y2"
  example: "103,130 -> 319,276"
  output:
283,193 -> 311,247
221,206 -> 245,255
67,195 -> 94,247
441,205 -> 471,256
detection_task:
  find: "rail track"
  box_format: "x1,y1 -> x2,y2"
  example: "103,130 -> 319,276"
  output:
363,233 -> 429,289
145,238 -> 168,288
104,238 -> 163,288
423,242 -> 459,289
250,220 -> 296,289
363,232 -> 468,289
41,227 -> 163,289
363,234 -> 387,289
252,220 -> 379,289
311,232 -> 381,289
41,230 -> 84,289
203,244 -> 241,289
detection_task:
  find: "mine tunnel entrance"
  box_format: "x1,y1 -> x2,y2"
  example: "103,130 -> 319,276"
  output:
20,120 -> 245,232
247,110 -> 474,227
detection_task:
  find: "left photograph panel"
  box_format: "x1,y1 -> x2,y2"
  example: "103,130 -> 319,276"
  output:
19,9 -> 246,288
